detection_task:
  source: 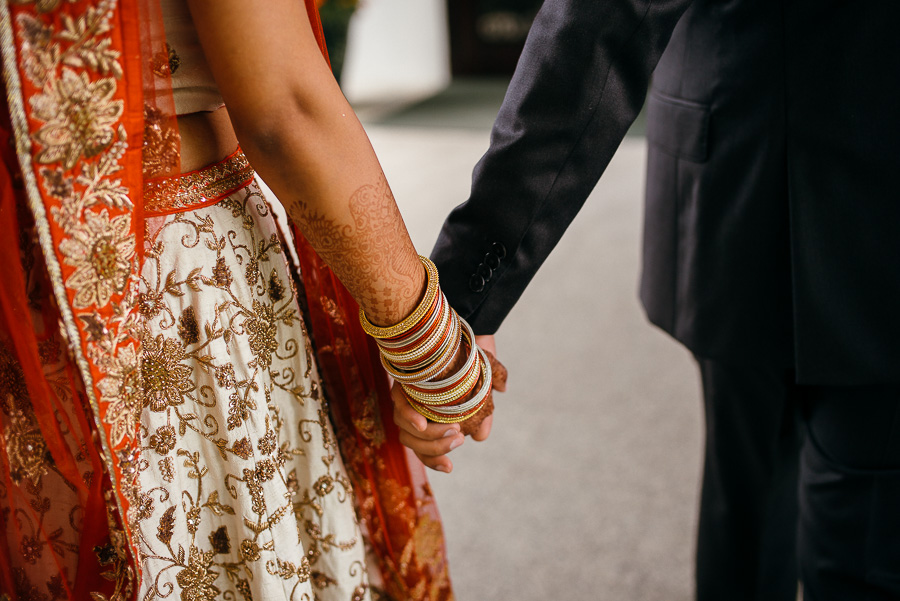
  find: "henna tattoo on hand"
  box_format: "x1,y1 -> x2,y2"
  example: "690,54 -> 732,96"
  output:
287,174 -> 424,325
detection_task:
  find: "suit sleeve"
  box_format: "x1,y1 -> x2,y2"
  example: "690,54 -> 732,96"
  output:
430,0 -> 692,334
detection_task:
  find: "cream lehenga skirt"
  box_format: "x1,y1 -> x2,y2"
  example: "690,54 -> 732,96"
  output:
136,150 -> 370,601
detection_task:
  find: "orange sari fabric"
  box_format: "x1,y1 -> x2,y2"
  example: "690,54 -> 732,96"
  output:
0,1 -> 453,599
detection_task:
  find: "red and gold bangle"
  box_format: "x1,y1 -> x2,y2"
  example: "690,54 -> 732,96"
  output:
408,397 -> 487,424
386,313 -> 459,372
402,359 -> 481,405
405,318 -> 476,390
402,325 -> 478,401
405,351 -> 492,422
379,300 -> 454,367
380,321 -> 462,383
359,256 -> 439,339
403,356 -> 480,400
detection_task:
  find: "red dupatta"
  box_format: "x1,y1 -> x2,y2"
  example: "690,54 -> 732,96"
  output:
0,0 -> 453,599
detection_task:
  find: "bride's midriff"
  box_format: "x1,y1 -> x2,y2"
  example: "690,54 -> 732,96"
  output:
175,106 -> 240,172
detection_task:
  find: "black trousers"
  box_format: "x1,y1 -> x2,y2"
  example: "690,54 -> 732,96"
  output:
695,358 -> 900,601
695,358 -> 802,601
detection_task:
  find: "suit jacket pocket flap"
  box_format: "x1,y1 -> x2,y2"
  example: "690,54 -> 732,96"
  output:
646,92 -> 710,162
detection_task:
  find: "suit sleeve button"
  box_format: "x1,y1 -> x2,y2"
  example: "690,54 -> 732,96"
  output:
492,242 -> 507,259
477,264 -> 493,279
484,253 -> 500,269
469,274 -> 485,293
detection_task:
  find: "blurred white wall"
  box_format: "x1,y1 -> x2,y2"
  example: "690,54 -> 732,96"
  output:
340,0 -> 451,104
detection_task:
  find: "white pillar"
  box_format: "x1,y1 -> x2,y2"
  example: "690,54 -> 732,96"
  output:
340,0 -> 451,104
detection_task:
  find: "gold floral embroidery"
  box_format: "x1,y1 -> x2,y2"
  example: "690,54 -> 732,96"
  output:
156,506 -> 176,546
166,44 -> 180,75
148,42 -> 179,78
411,514 -> 445,570
208,526 -> 230,555
18,2 -> 122,81
352,391 -> 386,448
142,104 -> 180,179
4,408 -> 50,487
214,363 -> 235,389
58,209 -> 134,308
177,306 -> 200,345
211,257 -> 233,288
96,344 -> 140,446
175,547 -> 221,600
12,0 -> 70,15
13,0 -> 141,465
0,340 -> 30,415
267,269 -> 285,303
245,300 -> 279,369
37,337 -> 60,364
29,68 -> 123,169
92,488 -> 136,601
141,333 -> 194,412
239,540 -> 260,563
143,150 -> 253,214
149,425 -> 176,455
0,320 -> 117,599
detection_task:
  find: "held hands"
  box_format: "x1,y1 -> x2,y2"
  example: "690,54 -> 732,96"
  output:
392,335 -> 508,473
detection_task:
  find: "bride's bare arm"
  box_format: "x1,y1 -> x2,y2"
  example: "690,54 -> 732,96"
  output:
186,0 -> 425,326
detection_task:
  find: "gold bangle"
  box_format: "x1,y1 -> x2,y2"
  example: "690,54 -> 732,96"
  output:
359,256 -> 439,339
408,398 -> 488,424
403,382 -> 478,407
401,362 -> 480,405
378,303 -> 454,365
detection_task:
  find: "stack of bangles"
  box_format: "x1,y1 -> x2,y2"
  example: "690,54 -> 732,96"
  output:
359,256 -> 492,424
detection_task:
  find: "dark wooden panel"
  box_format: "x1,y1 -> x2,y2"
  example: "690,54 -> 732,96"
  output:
448,0 -> 542,75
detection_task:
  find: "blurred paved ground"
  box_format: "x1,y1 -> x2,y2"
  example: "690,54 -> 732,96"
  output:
359,80 -> 703,601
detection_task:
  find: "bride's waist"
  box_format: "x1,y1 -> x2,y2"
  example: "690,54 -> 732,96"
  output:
144,108 -> 253,216
175,107 -> 240,172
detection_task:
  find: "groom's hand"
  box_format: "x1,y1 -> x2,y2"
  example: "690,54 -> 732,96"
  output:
470,334 -> 508,442
391,335 -> 508,473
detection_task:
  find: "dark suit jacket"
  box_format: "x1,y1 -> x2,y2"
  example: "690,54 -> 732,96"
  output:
431,0 -> 900,385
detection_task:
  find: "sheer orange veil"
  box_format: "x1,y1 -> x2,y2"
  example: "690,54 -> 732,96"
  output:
0,0 -> 452,599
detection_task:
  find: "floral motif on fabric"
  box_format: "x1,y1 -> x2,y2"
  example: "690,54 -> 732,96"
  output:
136,182 -> 370,600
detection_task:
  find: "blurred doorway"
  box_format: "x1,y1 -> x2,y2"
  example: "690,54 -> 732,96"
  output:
448,0 -> 542,75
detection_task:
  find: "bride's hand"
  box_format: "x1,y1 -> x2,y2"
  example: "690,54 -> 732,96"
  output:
391,335 -> 508,473
392,383 -> 463,473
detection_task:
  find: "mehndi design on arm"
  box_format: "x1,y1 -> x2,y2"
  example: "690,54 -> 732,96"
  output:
288,174 -> 423,325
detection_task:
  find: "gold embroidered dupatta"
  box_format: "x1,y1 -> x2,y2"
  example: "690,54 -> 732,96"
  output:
0,1 -> 453,599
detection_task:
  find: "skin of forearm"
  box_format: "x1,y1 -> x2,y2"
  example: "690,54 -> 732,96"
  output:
185,0 -> 426,327
237,103 -> 426,327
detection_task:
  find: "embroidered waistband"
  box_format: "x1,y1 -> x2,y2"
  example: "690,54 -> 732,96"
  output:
143,148 -> 254,216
